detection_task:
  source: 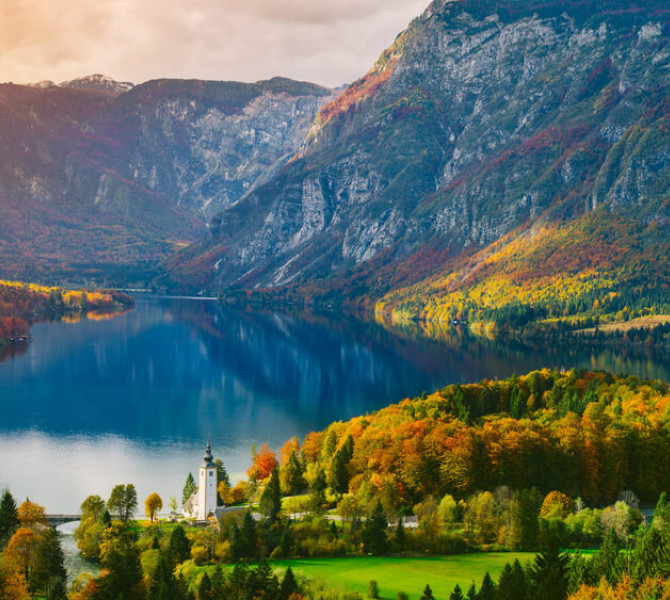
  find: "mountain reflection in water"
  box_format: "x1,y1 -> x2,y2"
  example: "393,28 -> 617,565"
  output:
0,295 -> 668,513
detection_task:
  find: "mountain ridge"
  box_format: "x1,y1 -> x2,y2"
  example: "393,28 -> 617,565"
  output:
167,0 -> 670,318
0,76 -> 333,284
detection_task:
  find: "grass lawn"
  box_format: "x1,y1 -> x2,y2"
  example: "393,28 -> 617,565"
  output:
271,554 -> 535,599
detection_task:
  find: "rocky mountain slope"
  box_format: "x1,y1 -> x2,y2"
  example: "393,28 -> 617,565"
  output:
0,76 -> 332,283
170,0 -> 670,305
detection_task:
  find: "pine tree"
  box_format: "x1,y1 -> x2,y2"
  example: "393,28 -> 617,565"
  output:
449,584 -> 464,600
529,540 -> 570,600
259,467 -> 282,522
182,473 -> 197,505
497,561 -> 527,600
199,572 -> 213,600
395,517 -> 406,551
310,467 -> 327,514
280,567 -> 298,600
421,584 -> 435,600
240,510 -> 258,559
362,500 -> 388,555
595,528 -> 621,585
283,451 -> 307,495
32,528 -> 66,599
0,489 -> 19,544
477,572 -> 496,600
167,525 -> 191,565
466,583 -> 477,600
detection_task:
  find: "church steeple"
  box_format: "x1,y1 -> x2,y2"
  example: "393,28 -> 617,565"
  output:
202,440 -> 214,467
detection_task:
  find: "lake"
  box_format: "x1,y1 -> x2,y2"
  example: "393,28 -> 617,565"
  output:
0,295 -> 669,514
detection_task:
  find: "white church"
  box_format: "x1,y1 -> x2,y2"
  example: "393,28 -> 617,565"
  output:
183,441 -> 219,521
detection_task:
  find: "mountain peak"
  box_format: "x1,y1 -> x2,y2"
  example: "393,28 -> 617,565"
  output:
59,74 -> 134,95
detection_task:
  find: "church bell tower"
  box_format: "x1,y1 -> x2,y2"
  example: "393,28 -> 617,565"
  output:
197,440 -> 217,520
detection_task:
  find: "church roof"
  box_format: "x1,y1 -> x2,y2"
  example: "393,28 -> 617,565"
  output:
201,440 -> 215,468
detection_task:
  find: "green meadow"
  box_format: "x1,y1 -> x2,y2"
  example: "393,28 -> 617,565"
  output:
271,554 -> 535,599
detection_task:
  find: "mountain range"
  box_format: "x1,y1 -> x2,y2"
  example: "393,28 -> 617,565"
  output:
1,0 -> 669,324
0,75 -> 332,284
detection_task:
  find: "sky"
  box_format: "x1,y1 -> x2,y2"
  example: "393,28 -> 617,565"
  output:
1,0 -> 429,88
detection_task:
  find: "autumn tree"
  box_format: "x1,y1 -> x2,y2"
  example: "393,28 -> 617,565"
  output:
247,443 -> 279,483
108,484 -> 138,521
80,495 -> 106,522
280,437 -> 300,466
215,459 -> 230,506
144,493 -> 163,522
17,500 -> 47,529
4,528 -> 39,584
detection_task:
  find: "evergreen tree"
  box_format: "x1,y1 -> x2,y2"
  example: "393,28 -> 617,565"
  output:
235,510 -> 258,560
630,525 -> 670,583
149,553 -> 183,600
283,452 -> 307,495
279,521 -> 293,557
421,584 -> 435,600
310,467 -> 327,514
595,528 -> 621,585
280,567 -> 298,600
199,573 -> 213,600
102,509 -> 112,527
368,580 -> 380,599
449,584 -> 464,600
529,540 -> 570,600
49,578 -> 67,600
395,518 -> 406,552
182,473 -> 197,505
167,525 -> 191,565
329,439 -> 353,497
497,561 -> 526,600
476,572 -> 496,600
32,528 -> 66,599
211,565 -> 225,600
215,460 -> 230,506
259,468 -> 282,522
362,500 -> 388,555
518,488 -> 541,550
0,489 -> 19,545
98,532 -> 144,600
466,583 -> 477,600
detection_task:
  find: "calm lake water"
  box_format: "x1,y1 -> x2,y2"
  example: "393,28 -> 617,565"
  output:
0,295 -> 668,513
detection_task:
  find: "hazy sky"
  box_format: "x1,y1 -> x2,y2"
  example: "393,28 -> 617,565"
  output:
1,0 -> 429,88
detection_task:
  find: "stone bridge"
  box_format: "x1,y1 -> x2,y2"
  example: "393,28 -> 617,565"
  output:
46,514 -> 81,528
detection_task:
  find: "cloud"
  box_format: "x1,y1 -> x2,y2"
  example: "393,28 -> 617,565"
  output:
0,0 -> 429,87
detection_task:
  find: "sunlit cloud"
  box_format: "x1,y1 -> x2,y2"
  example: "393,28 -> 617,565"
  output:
0,0 -> 429,87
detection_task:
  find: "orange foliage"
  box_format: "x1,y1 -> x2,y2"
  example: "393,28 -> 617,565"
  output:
301,432 -> 323,464
17,501 -> 47,529
4,528 -> 39,580
280,437 -> 300,467
247,443 -> 278,482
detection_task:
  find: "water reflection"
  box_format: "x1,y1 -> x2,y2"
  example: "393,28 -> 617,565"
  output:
0,295 -> 668,512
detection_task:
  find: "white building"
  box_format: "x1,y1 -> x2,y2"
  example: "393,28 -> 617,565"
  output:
183,441 -> 218,521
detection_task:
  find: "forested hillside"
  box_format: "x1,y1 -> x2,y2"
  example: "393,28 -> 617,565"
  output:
289,369 -> 670,508
0,280 -> 133,344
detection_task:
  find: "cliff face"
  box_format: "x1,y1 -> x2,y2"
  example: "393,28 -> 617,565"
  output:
0,77 -> 332,283
180,0 -> 670,296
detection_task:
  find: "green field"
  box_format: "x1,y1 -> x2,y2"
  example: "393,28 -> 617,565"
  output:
271,554 -> 535,599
